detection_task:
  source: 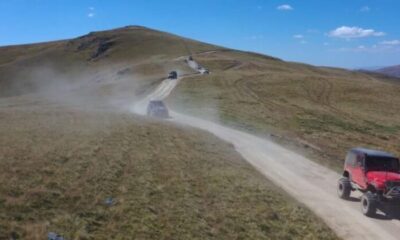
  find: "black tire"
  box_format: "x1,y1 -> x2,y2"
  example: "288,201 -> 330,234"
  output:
361,192 -> 377,217
337,177 -> 351,199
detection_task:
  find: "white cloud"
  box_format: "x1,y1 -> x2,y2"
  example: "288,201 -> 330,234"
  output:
247,35 -> 264,40
380,40 -> 400,45
277,4 -> 293,11
334,44 -> 399,53
335,46 -> 368,52
360,6 -> 370,12
87,6 -> 95,18
293,34 -> 304,39
328,26 -> 385,39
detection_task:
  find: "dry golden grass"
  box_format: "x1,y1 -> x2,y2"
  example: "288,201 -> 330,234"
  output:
3,25 -> 389,239
0,26 -> 220,98
170,50 -> 400,170
0,98 -> 338,239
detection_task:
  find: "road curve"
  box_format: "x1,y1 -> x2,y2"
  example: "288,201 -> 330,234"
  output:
130,69 -> 400,240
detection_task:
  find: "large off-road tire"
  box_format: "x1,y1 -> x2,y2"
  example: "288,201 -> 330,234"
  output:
361,192 -> 377,217
337,177 -> 352,199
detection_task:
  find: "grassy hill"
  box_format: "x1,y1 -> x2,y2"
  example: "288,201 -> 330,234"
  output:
0,26 -> 218,98
0,27 -> 339,239
169,50 -> 400,171
0,102 -> 337,239
375,64 -> 400,78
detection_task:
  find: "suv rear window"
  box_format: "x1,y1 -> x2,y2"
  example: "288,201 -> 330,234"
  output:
365,157 -> 400,172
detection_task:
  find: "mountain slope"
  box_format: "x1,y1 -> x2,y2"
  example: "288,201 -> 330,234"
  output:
0,26 -> 220,98
0,102 -> 338,239
375,64 -> 400,78
169,50 -> 400,170
0,27 -> 339,239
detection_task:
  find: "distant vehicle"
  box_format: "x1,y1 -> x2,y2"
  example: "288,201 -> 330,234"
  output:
185,56 -> 194,64
201,68 -> 210,75
338,148 -> 400,217
168,71 -> 178,79
198,67 -> 209,75
147,100 -> 169,118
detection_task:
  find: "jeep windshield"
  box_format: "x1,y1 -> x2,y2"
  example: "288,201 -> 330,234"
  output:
365,156 -> 400,173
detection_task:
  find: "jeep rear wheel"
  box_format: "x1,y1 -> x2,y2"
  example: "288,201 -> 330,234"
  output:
337,177 -> 351,199
361,192 -> 377,217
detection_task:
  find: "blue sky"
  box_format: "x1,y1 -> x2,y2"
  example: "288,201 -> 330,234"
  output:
1,0 -> 399,68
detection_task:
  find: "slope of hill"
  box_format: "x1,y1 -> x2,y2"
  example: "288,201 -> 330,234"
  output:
0,100 -> 338,239
0,26 -> 219,98
375,65 -> 400,78
0,27 -> 338,239
169,48 -> 400,171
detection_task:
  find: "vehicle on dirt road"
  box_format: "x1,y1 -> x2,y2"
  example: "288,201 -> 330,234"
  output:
338,148 -> 400,217
195,65 -> 209,75
168,71 -> 178,79
199,68 -> 209,75
184,56 -> 194,63
146,100 -> 169,118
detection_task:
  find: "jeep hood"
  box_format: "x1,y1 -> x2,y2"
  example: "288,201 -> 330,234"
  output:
366,171 -> 400,188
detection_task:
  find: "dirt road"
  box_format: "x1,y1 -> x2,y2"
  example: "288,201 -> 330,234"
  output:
130,72 -> 400,240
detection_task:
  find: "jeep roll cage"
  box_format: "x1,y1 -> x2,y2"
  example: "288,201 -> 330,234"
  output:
345,148 -> 400,173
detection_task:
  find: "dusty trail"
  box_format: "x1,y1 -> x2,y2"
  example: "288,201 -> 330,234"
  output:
131,78 -> 180,115
130,62 -> 400,240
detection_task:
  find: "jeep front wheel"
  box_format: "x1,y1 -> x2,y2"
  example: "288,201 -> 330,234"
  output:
361,192 -> 377,217
337,177 -> 351,199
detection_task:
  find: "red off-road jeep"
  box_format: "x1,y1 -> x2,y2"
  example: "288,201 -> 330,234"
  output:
338,148 -> 400,217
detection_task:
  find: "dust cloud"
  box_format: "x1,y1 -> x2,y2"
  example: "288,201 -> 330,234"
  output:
0,62 -> 159,113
